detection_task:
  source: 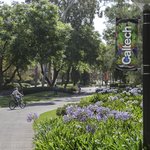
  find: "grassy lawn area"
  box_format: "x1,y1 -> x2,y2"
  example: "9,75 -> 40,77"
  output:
33,109 -> 58,129
36,109 -> 57,123
0,91 -> 71,108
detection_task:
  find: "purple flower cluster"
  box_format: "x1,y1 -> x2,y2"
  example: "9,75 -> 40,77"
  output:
27,112 -> 39,122
86,124 -> 96,134
63,104 -> 131,123
96,87 -> 118,94
111,110 -> 131,120
125,87 -> 142,95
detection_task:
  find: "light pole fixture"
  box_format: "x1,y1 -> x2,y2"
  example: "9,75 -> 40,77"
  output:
132,0 -> 150,148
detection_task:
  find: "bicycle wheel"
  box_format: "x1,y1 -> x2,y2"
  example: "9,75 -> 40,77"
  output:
9,100 -> 16,110
19,100 -> 26,109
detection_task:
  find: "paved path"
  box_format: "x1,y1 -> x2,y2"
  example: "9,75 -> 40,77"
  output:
0,94 -> 91,150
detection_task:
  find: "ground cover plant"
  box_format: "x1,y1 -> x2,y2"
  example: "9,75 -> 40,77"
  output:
33,90 -> 143,150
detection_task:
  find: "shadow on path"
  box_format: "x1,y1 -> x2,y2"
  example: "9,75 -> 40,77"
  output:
27,101 -> 55,106
26,92 -> 95,107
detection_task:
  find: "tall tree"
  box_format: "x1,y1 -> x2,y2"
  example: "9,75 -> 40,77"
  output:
26,0 -> 72,87
0,4 -> 14,88
50,0 -> 101,29
64,25 -> 102,87
8,3 -> 36,86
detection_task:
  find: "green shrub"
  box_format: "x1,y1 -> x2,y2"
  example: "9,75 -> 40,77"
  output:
56,97 -> 91,116
56,103 -> 77,116
89,93 -> 110,103
56,106 -> 67,116
78,97 -> 91,107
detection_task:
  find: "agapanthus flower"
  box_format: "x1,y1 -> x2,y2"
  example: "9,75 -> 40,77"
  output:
86,124 -> 96,134
27,112 -> 39,122
64,104 -> 132,123
113,111 -> 131,120
63,115 -> 71,123
27,113 -> 33,122
96,114 -> 102,121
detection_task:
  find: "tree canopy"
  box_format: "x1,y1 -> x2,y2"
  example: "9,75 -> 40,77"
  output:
0,0 -> 143,89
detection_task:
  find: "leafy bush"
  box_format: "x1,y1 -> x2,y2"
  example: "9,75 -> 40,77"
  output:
56,103 -> 77,116
56,97 -> 92,116
89,93 -> 110,103
78,96 -> 92,107
56,106 -> 67,116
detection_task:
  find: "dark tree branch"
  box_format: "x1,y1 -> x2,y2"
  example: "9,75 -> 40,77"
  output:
4,68 -> 17,86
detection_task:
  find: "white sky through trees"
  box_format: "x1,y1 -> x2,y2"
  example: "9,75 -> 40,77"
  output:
2,0 -> 107,35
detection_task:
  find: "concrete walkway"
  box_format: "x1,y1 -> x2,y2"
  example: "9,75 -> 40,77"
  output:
0,94 -> 90,150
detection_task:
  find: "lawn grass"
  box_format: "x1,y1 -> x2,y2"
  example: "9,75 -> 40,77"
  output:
0,95 -> 10,107
24,91 -> 70,103
37,109 -> 57,122
33,109 -> 58,128
0,91 -> 71,108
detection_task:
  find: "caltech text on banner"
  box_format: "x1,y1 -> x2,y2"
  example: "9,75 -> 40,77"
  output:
115,18 -> 138,71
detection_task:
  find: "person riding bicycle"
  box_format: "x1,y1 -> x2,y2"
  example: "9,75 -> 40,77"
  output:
11,87 -> 23,102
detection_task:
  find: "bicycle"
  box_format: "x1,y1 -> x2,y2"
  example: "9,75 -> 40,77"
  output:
9,95 -> 26,110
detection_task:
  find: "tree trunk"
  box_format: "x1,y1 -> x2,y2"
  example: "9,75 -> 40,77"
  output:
64,66 -> 71,89
0,56 -> 3,89
51,67 -> 60,87
40,63 -> 52,87
61,73 -> 65,85
17,69 -> 23,90
0,41 -> 8,89
34,65 -> 38,87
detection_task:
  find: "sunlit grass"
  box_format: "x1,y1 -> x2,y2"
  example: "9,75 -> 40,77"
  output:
37,109 -> 57,123
33,109 -> 58,129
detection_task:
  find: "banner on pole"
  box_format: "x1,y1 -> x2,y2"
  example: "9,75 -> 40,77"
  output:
115,18 -> 138,71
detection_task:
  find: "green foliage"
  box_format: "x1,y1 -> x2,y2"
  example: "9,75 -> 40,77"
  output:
0,1 -> 72,88
0,0 -> 104,88
51,0 -> 99,28
56,106 -> 67,116
34,114 -> 142,150
89,93 -> 110,103
34,92 -> 143,149
78,97 -> 92,107
56,103 -> 76,116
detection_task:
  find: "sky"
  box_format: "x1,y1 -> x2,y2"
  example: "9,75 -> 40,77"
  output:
94,15 -> 106,35
1,0 -> 107,35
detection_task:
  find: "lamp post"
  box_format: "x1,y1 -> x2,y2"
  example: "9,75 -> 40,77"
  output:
132,0 -> 150,148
